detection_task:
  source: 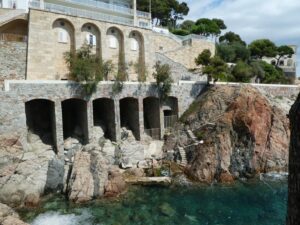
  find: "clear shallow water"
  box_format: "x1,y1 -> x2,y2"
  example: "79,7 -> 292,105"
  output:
19,179 -> 287,225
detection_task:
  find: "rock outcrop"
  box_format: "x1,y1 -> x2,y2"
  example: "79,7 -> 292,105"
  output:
287,92 -> 300,225
67,145 -> 109,203
0,203 -> 29,225
0,133 -> 63,207
167,85 -> 290,183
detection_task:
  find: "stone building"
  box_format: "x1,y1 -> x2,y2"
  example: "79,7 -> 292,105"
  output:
0,0 -> 215,158
262,45 -> 297,79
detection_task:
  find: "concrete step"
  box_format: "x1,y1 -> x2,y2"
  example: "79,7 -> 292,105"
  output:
186,129 -> 197,140
178,147 -> 187,166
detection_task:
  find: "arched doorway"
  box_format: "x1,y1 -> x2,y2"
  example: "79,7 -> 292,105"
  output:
143,97 -> 160,139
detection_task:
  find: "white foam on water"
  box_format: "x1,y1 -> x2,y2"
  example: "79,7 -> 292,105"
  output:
31,209 -> 93,225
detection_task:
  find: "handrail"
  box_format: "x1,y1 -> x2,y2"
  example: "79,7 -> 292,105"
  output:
29,1 -> 134,26
64,0 -> 133,15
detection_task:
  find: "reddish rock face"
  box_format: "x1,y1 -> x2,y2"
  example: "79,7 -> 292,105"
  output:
287,93 -> 300,225
182,85 -> 290,183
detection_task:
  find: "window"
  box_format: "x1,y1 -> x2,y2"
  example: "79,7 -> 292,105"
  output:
139,21 -> 149,28
109,36 -> 117,49
86,34 -> 96,46
271,60 -> 276,66
131,39 -> 138,51
279,60 -> 285,66
58,30 -> 68,43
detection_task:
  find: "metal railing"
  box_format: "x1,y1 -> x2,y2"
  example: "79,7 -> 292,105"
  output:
64,0 -> 133,15
0,33 -> 27,42
144,128 -> 161,140
137,10 -> 151,18
29,1 -> 134,26
164,115 -> 178,129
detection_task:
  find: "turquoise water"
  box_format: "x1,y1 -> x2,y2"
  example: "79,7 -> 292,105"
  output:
19,180 -> 287,225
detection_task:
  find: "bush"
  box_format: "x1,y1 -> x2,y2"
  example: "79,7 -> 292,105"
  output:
171,29 -> 190,36
153,62 -> 173,100
65,44 -> 113,95
231,61 -> 254,83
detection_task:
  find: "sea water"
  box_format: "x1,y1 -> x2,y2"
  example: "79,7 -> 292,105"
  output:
19,179 -> 287,225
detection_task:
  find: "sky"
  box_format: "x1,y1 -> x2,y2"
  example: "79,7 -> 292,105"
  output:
183,0 -> 300,75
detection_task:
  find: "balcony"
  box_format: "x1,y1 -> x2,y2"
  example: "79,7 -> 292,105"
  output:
63,0 -> 133,15
30,1 -> 134,26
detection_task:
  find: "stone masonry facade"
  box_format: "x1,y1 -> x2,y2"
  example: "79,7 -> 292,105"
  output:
26,9 -> 215,81
0,81 -> 207,158
0,41 -> 26,83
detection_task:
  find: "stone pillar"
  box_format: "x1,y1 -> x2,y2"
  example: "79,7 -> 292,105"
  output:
133,0 -> 137,26
40,0 -> 45,9
114,98 -> 121,141
159,102 -> 164,139
138,96 -> 144,141
87,100 -> 93,143
54,101 -> 64,159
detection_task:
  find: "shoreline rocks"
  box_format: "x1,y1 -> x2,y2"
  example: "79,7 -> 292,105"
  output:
165,85 -> 290,183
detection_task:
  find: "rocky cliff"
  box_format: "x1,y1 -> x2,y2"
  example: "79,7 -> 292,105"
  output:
287,92 -> 300,225
165,85 -> 290,183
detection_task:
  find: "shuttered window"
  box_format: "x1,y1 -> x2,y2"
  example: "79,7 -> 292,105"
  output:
58,30 -> 68,43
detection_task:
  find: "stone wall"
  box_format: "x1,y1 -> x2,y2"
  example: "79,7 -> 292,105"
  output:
215,82 -> 300,98
0,41 -> 26,83
26,9 -> 156,81
1,81 -> 206,157
26,9 -> 215,81
163,38 -> 216,69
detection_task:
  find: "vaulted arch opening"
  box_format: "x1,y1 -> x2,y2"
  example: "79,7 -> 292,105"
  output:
62,99 -> 88,144
52,18 -> 75,80
93,98 -> 116,141
163,97 -> 178,129
128,30 -> 145,81
81,23 -> 101,59
106,27 -> 126,81
143,97 -> 161,139
25,99 -> 56,146
120,97 -> 140,140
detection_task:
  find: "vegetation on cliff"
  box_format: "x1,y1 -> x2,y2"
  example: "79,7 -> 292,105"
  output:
65,44 -> 113,95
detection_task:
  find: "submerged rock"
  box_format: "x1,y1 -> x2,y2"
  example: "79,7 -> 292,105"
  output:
159,202 -> 176,217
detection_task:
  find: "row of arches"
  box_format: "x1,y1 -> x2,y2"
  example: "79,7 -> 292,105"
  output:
25,97 -> 178,151
52,18 -> 145,80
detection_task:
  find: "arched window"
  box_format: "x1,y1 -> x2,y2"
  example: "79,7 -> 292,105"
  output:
271,60 -> 276,66
287,59 -> 293,67
109,35 -> 117,48
131,38 -> 138,51
279,60 -> 285,66
58,29 -> 68,43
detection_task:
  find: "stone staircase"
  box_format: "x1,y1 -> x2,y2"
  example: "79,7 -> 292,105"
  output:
0,9 -> 26,26
178,147 -> 187,166
156,52 -> 207,82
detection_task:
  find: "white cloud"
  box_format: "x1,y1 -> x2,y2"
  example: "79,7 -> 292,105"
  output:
184,0 -> 300,75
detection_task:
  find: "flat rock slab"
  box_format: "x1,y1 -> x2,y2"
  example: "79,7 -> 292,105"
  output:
125,177 -> 172,186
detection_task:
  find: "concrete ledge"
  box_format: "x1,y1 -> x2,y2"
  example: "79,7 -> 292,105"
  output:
4,80 -> 208,92
125,177 -> 172,186
212,81 -> 299,88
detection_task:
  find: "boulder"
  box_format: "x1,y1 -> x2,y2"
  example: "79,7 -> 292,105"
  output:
68,150 -> 108,203
0,203 -> 29,225
0,134 -> 57,207
104,169 -> 127,197
170,85 -> 290,183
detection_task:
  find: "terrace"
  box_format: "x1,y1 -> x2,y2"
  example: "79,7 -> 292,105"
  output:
29,0 -> 151,28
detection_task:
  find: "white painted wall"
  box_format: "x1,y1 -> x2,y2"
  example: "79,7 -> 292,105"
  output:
1,0 -> 30,10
